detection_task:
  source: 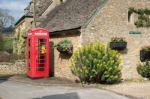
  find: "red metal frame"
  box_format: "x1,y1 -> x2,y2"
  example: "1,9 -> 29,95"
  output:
26,28 -> 50,78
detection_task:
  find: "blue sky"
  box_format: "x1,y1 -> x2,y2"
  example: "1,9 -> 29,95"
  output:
0,0 -> 31,21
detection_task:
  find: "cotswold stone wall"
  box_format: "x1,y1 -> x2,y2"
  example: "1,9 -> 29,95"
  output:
50,32 -> 81,81
0,61 -> 26,75
81,0 -> 150,79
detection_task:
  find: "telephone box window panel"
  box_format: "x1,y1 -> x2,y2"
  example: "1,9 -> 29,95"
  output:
26,28 -> 50,78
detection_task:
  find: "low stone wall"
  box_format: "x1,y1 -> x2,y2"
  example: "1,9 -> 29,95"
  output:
0,61 -> 26,75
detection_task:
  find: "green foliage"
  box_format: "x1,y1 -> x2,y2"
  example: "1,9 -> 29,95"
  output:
137,61 -> 150,79
0,32 -> 3,50
111,37 -> 126,42
0,32 -> 13,53
13,30 -> 26,55
55,39 -> 73,54
128,7 -> 135,15
141,46 -> 150,51
136,9 -> 145,15
71,42 -> 122,84
135,15 -> 150,27
128,7 -> 150,28
128,7 -> 150,15
134,19 -> 145,27
128,7 -> 135,21
138,15 -> 149,21
3,38 -> 13,53
144,8 -> 150,15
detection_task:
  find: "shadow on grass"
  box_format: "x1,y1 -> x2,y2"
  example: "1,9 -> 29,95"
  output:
34,92 -> 80,99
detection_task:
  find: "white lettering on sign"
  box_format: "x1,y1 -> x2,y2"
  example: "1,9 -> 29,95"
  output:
28,33 -> 32,36
35,32 -> 47,36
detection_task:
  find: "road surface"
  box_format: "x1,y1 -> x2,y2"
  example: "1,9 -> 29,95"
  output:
0,80 -> 130,99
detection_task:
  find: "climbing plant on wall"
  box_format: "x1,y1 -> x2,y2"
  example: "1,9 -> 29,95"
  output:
128,7 -> 150,28
13,29 -> 26,56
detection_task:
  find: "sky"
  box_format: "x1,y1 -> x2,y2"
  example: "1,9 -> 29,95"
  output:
0,0 -> 31,21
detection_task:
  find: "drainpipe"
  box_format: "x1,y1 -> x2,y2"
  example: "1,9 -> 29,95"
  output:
33,0 -> 36,27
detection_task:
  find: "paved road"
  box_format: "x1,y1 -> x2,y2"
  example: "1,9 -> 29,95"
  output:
0,80 -> 129,99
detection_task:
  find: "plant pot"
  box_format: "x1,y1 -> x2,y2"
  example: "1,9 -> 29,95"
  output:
140,50 -> 150,62
57,47 -> 73,55
110,42 -> 127,50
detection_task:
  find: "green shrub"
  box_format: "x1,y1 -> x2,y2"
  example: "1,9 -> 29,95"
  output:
71,42 -> 122,84
128,7 -> 150,28
144,8 -> 150,15
13,30 -> 26,55
0,32 -> 3,51
136,9 -> 145,15
141,46 -> 150,51
55,39 -> 73,54
128,7 -> 136,21
128,7 -> 135,13
134,19 -> 145,27
137,61 -> 150,79
111,37 -> 126,42
128,7 -> 135,18
3,38 -> 13,53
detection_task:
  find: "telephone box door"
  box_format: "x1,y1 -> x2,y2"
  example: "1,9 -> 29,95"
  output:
35,37 -> 49,77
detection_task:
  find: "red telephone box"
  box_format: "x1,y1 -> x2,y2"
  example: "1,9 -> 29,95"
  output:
26,28 -> 50,78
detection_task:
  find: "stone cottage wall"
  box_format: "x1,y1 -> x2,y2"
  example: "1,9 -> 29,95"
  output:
50,32 -> 81,81
81,0 -> 150,79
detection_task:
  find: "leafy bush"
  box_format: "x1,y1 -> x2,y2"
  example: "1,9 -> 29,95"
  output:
129,7 -> 150,15
141,46 -> 150,51
55,39 -> 73,54
13,30 -> 26,55
135,15 -> 150,27
144,8 -> 150,15
134,19 -> 145,27
71,42 -> 122,84
136,9 -> 145,15
3,38 -> 13,53
128,7 -> 150,28
111,37 -> 126,42
128,7 -> 135,17
137,61 -> 150,79
0,32 -> 3,51
0,34 -> 13,53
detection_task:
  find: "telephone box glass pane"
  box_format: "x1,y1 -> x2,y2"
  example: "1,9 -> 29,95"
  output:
36,39 -> 46,72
